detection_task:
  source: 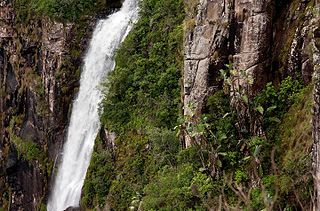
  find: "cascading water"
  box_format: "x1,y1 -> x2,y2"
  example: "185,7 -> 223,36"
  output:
47,1 -> 139,210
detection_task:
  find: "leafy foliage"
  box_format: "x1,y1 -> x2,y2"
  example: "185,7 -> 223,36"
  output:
14,0 -> 120,22
83,0 -> 314,210
254,76 -> 303,133
84,1 -> 185,205
100,0 -> 184,133
11,135 -> 45,163
82,137 -> 115,208
142,164 -> 196,210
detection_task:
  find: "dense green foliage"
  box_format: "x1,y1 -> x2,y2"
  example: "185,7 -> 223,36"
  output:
100,0 -> 184,132
88,74 -> 312,210
82,0 -> 314,210
82,136 -> 115,208
83,0 -> 184,209
11,135 -> 45,164
14,0 -> 120,21
254,76 -> 303,135
7,116 -> 49,170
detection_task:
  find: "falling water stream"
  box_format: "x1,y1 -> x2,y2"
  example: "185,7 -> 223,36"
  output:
47,1 -> 139,210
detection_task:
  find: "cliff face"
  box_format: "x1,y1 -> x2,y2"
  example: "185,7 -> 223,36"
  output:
0,1 -> 94,209
184,0 -> 233,146
0,0 -> 319,209
312,2 -> 320,209
184,0 -> 320,207
58,0 -> 319,209
184,0 -> 319,144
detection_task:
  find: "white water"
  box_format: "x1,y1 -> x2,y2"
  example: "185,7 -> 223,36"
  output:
47,1 -> 139,210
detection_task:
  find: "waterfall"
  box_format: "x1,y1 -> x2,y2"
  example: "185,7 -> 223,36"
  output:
47,1 -> 139,210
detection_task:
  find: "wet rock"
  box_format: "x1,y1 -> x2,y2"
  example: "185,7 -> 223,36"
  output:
6,147 -> 17,170
41,18 -> 73,113
7,160 -> 45,211
64,207 -> 81,211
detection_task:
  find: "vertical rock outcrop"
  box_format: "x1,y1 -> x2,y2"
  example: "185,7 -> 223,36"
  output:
231,0 -> 273,135
0,1 -> 94,209
232,0 -> 273,91
183,0 -> 318,143
183,0 -> 232,147
312,2 -> 320,210
41,19 -> 71,114
183,0 -> 273,145
184,0 -> 320,208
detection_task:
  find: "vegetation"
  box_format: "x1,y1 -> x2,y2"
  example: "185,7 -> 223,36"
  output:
0,0 -> 313,209
11,135 -> 44,163
14,0 -> 121,22
82,136 -> 115,208
1,0 -> 313,209
85,79 -> 313,209
7,116 -> 50,173
81,0 -> 314,209
100,0 -> 184,133
83,0 -> 184,209
78,0 -> 315,209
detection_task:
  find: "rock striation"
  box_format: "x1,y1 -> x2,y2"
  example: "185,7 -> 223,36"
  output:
183,0 -> 319,144
184,0 -> 320,207
0,1 -> 94,209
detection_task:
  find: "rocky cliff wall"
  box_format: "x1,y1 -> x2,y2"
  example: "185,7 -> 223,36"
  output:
183,0 -> 319,145
312,2 -> 320,209
0,0 -> 95,209
184,0 -> 320,207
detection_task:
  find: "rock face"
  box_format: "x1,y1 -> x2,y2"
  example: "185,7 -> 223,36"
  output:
183,0 -> 319,142
231,0 -> 273,135
184,0 -> 233,146
183,0 -> 274,146
312,3 -> 320,210
64,207 -> 81,211
0,1 -> 94,210
184,0 -> 320,207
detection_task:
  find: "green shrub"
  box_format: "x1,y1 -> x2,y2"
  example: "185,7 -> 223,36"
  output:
254,76 -> 303,128
11,135 -> 45,164
92,1 -> 185,207
100,0 -> 184,133
250,188 -> 263,210
234,170 -> 249,184
14,0 -> 120,22
142,164 -> 195,210
82,150 -> 114,208
107,179 -> 135,210
191,172 -> 214,198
